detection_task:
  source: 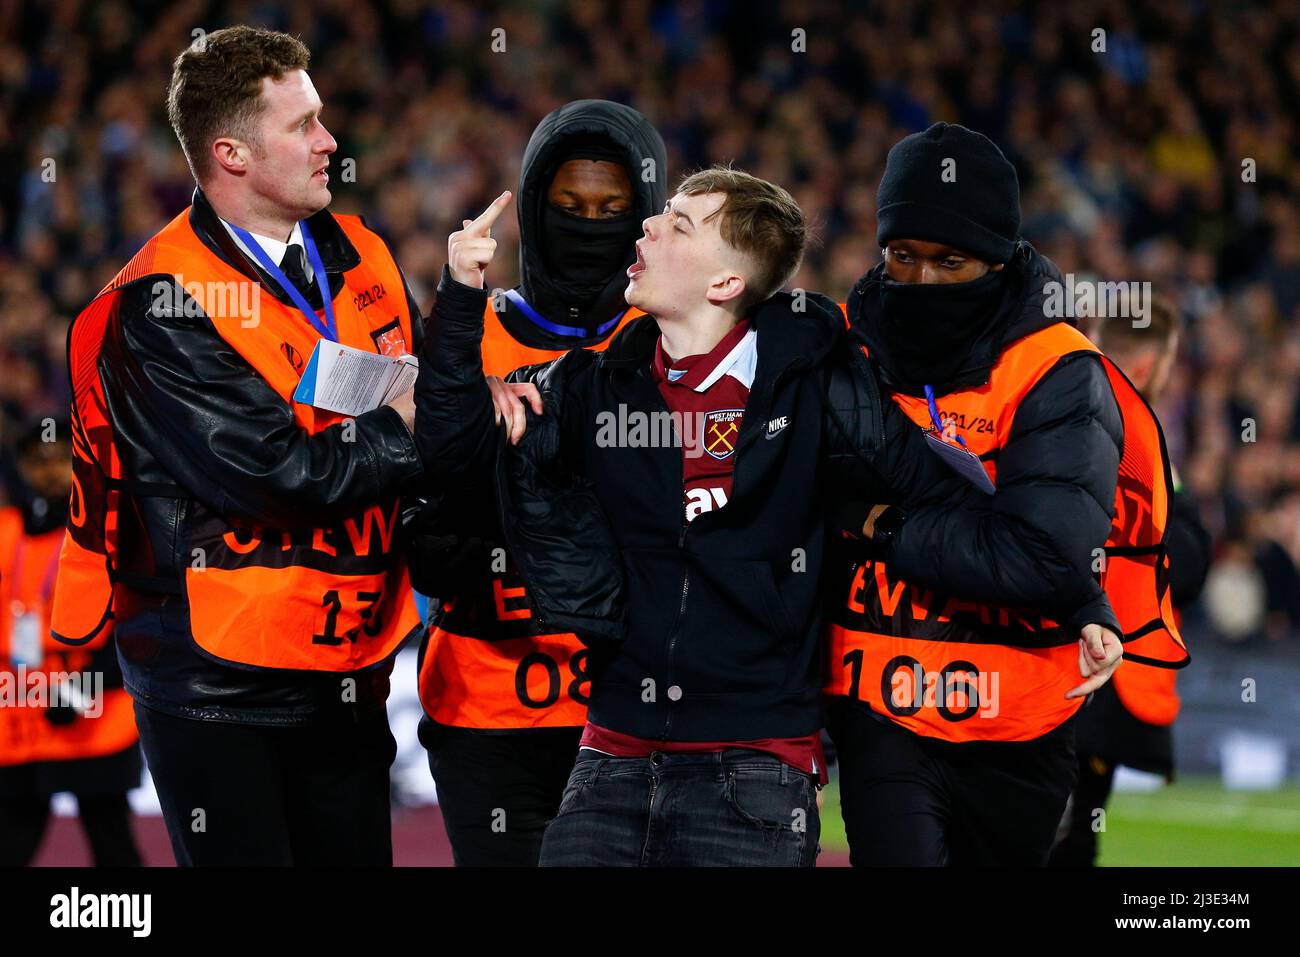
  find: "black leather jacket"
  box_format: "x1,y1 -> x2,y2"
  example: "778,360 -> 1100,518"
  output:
95,188 -> 425,725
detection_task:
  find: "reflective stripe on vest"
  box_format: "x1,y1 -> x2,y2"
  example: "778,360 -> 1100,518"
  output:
50,208 -> 420,672
824,320 -> 1187,742
416,300 -> 640,729
1,509 -> 138,766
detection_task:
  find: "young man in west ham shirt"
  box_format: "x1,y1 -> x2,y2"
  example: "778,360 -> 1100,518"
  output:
415,167 -> 1122,867
575,314 -> 829,787
418,167 -> 955,866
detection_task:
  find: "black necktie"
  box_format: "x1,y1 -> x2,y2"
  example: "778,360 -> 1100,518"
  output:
280,243 -> 314,297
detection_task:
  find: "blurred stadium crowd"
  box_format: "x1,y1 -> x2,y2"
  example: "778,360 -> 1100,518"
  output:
1,0 -> 1297,644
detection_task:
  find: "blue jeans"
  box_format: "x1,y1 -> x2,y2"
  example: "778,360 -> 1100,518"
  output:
538,749 -> 820,866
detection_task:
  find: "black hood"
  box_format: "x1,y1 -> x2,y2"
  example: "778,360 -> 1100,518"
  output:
506,99 -> 668,349
846,240 -> 1071,396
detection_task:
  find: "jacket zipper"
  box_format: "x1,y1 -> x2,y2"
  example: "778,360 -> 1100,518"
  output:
662,439 -> 690,741
656,356 -> 807,740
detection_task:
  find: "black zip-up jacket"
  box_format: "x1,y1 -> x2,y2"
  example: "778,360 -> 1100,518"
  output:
415,266 -> 1121,741
418,273 -> 957,739
847,243 -> 1126,636
94,188 -> 425,725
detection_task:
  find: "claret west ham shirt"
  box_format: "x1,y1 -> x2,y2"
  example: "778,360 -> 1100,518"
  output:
581,318 -> 827,782
651,318 -> 756,522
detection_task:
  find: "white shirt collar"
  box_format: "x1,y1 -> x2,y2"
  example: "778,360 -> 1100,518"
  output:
219,219 -> 313,283
691,328 -> 758,393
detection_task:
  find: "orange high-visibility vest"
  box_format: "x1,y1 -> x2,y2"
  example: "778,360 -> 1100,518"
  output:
417,299 -> 642,730
824,320 -> 1188,742
0,508 -> 137,766
50,207 -> 421,672
1111,609 -> 1181,726
1099,361 -> 1187,728
477,299 -> 640,374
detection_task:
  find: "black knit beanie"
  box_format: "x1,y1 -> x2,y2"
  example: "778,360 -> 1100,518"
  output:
875,122 -> 1021,264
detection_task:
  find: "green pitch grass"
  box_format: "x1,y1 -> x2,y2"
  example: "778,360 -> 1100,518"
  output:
817,777 -> 1300,865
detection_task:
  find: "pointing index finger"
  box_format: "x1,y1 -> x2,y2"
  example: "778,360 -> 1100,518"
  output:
467,190 -> 512,235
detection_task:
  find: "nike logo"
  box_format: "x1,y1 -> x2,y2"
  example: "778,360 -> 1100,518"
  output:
765,415 -> 789,439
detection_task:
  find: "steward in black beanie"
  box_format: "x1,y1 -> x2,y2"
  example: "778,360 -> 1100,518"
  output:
851,122 -> 1043,395
875,121 -> 1021,265
830,121 -> 1139,869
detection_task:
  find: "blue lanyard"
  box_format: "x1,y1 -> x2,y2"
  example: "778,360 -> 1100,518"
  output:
924,384 -> 968,448
228,219 -> 337,341
503,288 -> 625,339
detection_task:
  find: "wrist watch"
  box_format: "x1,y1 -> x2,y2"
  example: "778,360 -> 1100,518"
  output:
869,505 -> 906,550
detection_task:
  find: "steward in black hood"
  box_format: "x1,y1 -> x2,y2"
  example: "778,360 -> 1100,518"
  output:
497,99 -> 667,347
406,100 -> 668,868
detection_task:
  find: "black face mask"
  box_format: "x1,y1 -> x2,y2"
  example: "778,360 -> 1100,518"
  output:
867,268 -> 1009,392
540,204 -> 640,296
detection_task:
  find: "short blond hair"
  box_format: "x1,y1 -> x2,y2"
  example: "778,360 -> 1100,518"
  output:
676,166 -> 807,311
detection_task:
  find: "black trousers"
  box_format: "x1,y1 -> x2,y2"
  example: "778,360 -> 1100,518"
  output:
1048,680 -> 1175,867
419,718 -> 581,866
134,701 -> 397,866
827,699 -> 1077,866
1047,754 -> 1117,867
0,790 -> 141,867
